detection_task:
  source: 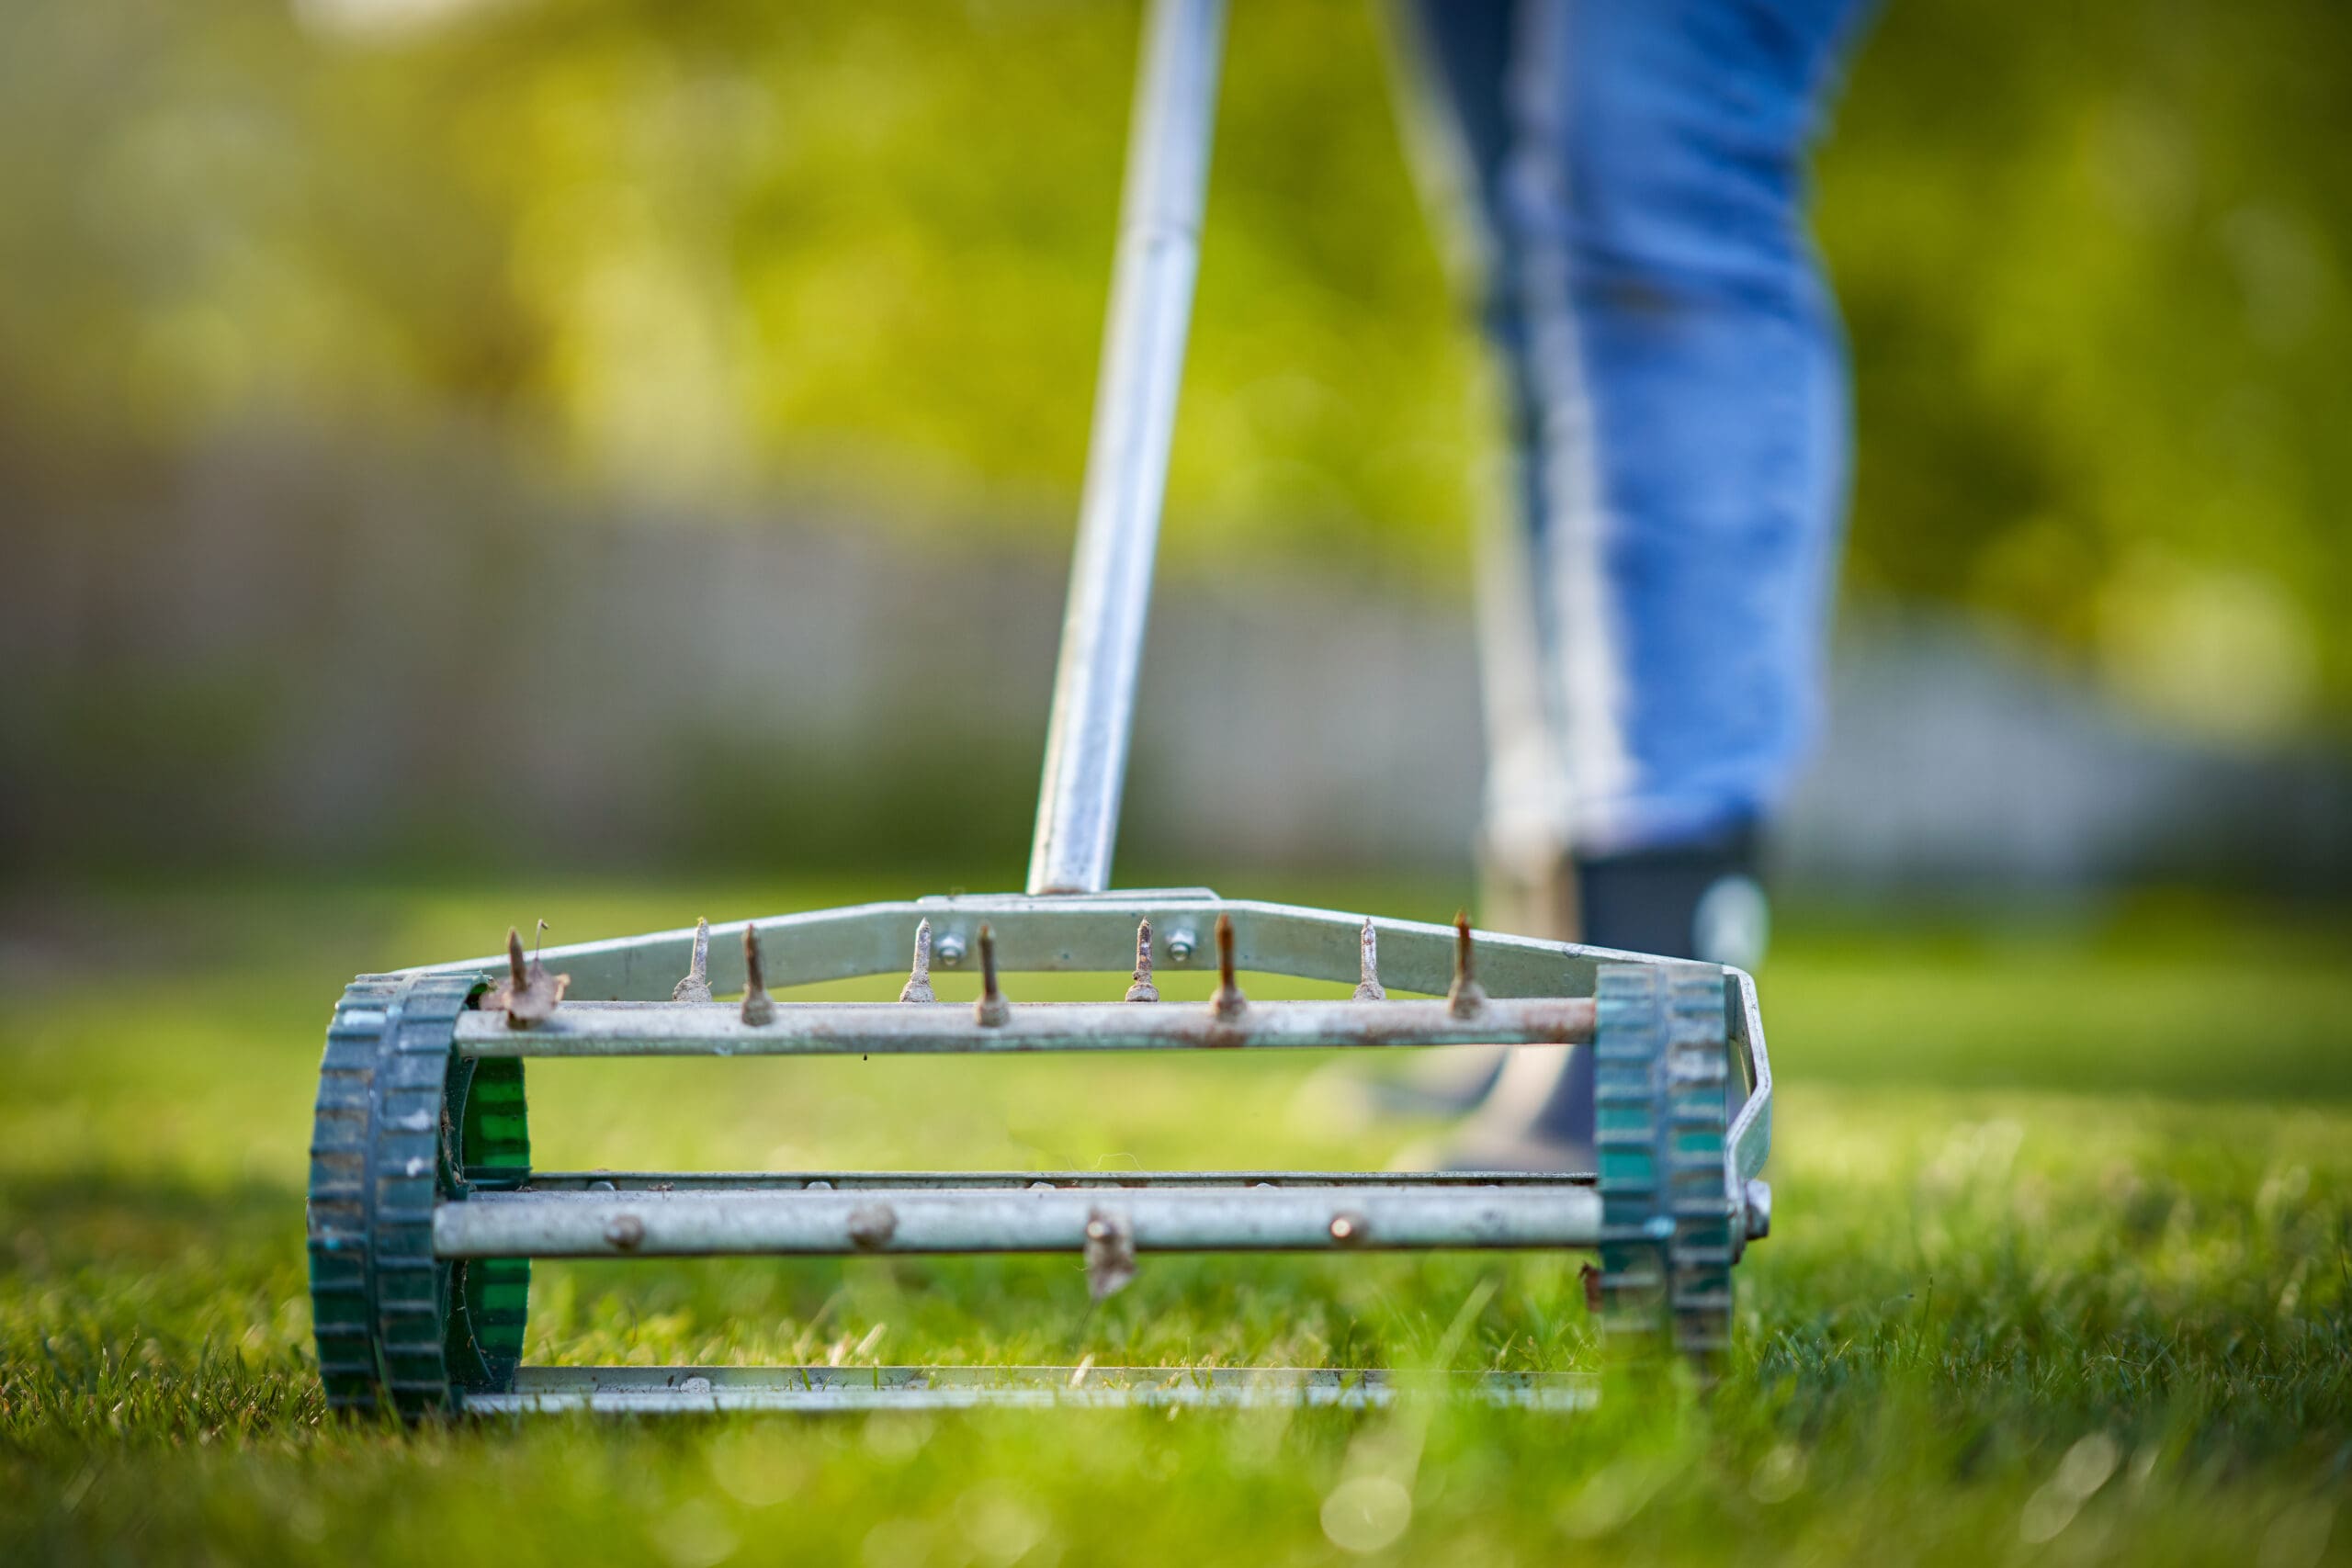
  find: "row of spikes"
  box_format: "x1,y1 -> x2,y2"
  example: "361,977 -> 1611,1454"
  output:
490,908 -> 1489,1030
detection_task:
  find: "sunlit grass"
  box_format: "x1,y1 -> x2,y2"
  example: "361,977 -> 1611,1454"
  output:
2,882 -> 2347,1565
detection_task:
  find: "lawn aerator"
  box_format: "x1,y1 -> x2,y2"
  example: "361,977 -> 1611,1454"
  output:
303,0 -> 1772,1416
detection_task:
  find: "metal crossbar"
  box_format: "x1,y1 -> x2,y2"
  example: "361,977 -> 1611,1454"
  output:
453,998 -> 1599,1057
434,1179 -> 1611,1258
516,1169 -> 1600,1190
464,1365 -> 1598,1415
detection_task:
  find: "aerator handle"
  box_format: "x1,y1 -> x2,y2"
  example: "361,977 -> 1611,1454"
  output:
1025,0 -> 1227,897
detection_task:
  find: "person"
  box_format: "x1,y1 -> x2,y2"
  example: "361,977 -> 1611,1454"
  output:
1386,0 -> 1877,1167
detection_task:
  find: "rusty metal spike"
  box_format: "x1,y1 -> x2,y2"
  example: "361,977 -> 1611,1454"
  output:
673,917 -> 713,1004
899,919 -> 937,1004
490,923 -> 569,1027
1211,911 -> 1246,1021
1446,908 -> 1487,1018
1125,919 -> 1160,1003
741,927 -> 775,1026
1352,918 -> 1385,1001
974,924 -> 1011,1027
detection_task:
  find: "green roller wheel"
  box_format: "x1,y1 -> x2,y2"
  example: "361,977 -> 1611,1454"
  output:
1593,962 -> 1736,1361
306,973 -> 532,1417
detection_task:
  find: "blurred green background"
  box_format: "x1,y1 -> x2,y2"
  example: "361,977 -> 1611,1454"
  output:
4,0 -> 2347,680
3,0 -> 2348,889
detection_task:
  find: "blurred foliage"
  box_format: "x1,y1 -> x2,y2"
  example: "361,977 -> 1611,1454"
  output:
0,0 -> 2346,735
1819,1 -> 2352,741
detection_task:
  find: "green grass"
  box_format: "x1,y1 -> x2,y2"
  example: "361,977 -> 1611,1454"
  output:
2,879 -> 2348,1565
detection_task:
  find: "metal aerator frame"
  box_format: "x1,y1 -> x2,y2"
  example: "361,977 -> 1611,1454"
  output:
304,0 -> 1774,1417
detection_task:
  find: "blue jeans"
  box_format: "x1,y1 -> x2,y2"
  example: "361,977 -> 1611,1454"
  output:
1397,0 -> 1874,861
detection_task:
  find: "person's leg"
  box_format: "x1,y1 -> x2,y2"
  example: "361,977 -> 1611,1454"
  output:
1454,0 -> 1874,1165
1391,2 -> 1584,948
1372,0 -> 1572,1119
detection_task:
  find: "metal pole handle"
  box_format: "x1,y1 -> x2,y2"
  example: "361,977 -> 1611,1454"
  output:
1025,0 -> 1227,896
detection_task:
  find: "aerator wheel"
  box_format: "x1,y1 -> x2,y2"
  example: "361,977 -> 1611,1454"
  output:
306,973 -> 532,1417
1594,962 -> 1736,1360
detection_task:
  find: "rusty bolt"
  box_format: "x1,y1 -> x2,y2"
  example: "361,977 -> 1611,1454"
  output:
1210,912 -> 1246,1021
1082,1206 -> 1137,1300
490,924 -> 569,1027
740,927 -> 775,1026
604,1213 -> 646,1251
973,925 -> 1011,1027
847,1202 -> 898,1249
1446,908 -> 1488,1019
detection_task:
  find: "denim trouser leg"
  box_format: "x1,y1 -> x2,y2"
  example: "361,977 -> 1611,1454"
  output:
1402,0 -> 1869,859
1395,0 -> 1871,1156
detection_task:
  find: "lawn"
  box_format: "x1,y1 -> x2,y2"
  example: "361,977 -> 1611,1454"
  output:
2,878 -> 2346,1566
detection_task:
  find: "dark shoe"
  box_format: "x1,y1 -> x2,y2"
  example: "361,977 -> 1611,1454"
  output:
1576,822 -> 1768,967
1447,822 -> 1770,1167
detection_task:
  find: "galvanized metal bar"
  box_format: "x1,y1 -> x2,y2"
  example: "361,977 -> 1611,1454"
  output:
462,1364 -> 1596,1415
406,895 -> 1605,998
455,996 -> 1596,1058
522,1169 -> 1597,1191
1026,0 -> 1227,896
434,1182 -> 1608,1258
